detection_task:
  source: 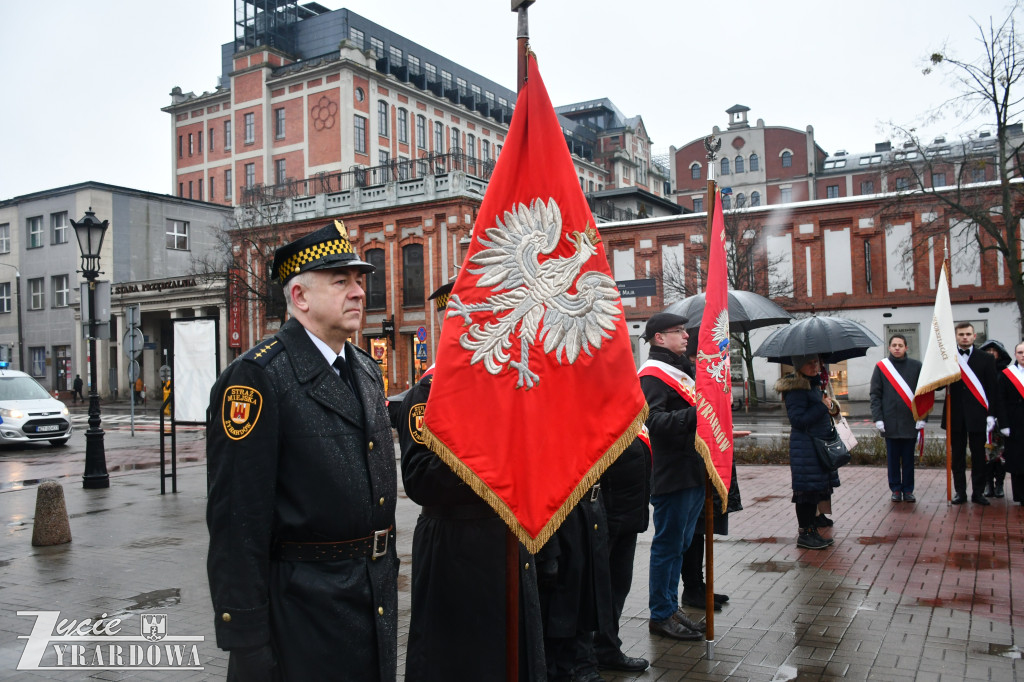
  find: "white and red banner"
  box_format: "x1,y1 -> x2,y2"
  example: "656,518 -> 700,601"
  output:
1004,365 -> 1024,400
914,261 -> 961,413
422,53 -> 647,553
693,188 -> 733,506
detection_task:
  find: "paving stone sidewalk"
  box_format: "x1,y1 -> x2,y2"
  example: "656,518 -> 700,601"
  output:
0,463 -> 1020,680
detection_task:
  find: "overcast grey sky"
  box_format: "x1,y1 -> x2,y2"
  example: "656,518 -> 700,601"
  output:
0,0 -> 1015,200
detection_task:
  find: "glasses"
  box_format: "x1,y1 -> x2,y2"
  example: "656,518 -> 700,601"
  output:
660,328 -> 686,336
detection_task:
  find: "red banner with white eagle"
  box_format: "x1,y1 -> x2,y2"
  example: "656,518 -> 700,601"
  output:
694,188 -> 733,507
422,53 -> 648,553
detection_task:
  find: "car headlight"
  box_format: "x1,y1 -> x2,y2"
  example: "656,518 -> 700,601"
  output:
0,407 -> 24,419
62,407 -> 69,416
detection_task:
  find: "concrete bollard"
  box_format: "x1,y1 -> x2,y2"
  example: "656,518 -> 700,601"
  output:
31,481 -> 72,547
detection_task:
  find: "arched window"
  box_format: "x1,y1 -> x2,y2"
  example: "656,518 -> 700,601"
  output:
736,193 -> 746,208
690,163 -> 701,180
735,156 -> 744,173
402,244 -> 424,306
365,248 -> 386,310
749,153 -> 760,171
721,194 -> 731,210
781,151 -> 792,168
721,158 -> 730,175
750,191 -> 761,206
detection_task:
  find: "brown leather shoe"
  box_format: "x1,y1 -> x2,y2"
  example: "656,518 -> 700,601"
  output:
648,617 -> 702,640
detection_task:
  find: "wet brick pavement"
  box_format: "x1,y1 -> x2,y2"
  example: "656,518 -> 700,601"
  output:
0,461 -> 1021,680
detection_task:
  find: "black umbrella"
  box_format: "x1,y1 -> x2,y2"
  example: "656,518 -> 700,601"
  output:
663,290 -> 792,333
753,315 -> 882,364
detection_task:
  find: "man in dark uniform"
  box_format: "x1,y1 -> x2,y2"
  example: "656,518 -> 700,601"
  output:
399,281 -> 545,681
206,220 -> 398,681
943,322 -> 999,505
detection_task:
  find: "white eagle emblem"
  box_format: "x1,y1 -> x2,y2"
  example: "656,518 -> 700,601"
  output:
696,308 -> 732,393
447,198 -> 621,389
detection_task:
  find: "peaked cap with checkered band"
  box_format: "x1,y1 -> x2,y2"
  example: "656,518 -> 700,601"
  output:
271,220 -> 375,283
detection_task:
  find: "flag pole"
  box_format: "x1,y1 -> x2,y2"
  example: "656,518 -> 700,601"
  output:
506,4 -> 533,679
702,134 -> 721,658
942,254 -> 953,503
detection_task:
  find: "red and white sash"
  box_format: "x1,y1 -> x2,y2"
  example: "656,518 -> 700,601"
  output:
638,359 -> 697,405
420,364 -> 436,381
1004,364 -> 1024,400
877,358 -> 917,419
957,352 -> 989,410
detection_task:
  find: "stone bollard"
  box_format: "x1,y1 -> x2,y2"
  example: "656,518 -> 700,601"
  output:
31,481 -> 72,547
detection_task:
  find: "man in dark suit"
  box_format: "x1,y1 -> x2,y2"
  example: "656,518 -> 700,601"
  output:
943,322 -> 999,505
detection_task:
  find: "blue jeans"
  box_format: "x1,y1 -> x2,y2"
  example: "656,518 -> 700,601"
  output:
886,437 -> 916,493
649,486 -> 705,621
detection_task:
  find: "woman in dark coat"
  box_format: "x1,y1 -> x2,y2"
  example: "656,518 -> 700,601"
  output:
981,339 -> 1012,497
997,341 -> 1024,504
775,354 -> 840,550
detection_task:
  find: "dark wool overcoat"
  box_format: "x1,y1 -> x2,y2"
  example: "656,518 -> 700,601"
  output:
399,373 -> 545,682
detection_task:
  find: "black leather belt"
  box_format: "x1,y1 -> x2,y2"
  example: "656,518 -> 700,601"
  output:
273,527 -> 394,562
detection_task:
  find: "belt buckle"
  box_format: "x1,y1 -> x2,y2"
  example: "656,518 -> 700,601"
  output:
372,529 -> 389,559
589,484 -> 600,503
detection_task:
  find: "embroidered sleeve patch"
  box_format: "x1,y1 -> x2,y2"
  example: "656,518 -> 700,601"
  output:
408,402 -> 427,445
222,385 -> 263,441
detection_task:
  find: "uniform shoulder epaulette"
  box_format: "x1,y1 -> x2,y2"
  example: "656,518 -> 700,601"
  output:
242,336 -> 285,367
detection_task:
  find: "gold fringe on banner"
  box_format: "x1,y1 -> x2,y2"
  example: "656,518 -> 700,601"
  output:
422,403 -> 649,554
693,433 -> 730,514
915,373 -> 961,399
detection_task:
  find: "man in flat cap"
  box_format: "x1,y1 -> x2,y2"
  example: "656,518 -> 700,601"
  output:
399,280 -> 546,681
206,220 -> 398,681
636,312 -> 707,640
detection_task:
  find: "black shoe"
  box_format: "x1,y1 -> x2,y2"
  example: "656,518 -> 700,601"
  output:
672,608 -> 707,632
680,590 -> 722,611
797,529 -> 830,549
903,493 -> 916,503
984,484 -> 994,497
995,483 -> 1005,498
815,514 -> 834,527
649,617 -> 701,640
951,493 -> 967,505
972,494 -> 992,506
891,491 -> 902,502
596,653 -> 649,673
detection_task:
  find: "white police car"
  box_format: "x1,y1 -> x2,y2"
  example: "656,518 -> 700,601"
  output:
0,364 -> 72,446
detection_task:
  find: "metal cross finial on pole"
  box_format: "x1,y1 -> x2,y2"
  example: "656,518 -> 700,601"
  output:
704,135 -> 721,183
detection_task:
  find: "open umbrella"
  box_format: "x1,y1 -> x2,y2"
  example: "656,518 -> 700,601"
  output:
754,315 -> 882,364
664,290 -> 792,332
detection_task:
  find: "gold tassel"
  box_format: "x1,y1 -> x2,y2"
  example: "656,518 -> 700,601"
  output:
693,435 -> 730,514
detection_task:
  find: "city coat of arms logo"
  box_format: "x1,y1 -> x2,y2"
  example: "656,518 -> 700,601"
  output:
221,385 -> 262,441
141,614 -> 167,642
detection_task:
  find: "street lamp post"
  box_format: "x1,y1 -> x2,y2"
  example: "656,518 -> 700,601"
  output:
0,264 -> 24,370
72,208 -> 110,490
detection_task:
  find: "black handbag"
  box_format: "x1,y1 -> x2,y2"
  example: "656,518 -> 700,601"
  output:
812,428 -> 851,472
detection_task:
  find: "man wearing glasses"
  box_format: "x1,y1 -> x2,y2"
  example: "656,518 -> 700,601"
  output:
637,313 -> 706,640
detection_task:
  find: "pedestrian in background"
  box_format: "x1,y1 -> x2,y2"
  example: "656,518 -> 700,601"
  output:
776,354 -> 840,550
870,334 -> 925,503
72,374 -> 84,403
981,339 -> 1012,498
206,221 -> 398,681
997,340 -> 1024,505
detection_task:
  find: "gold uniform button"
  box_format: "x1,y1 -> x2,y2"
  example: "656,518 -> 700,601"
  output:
221,613 -> 232,623
379,497 -> 385,506
368,441 -> 375,451
525,563 -> 530,570
378,606 -> 384,615
594,524 -> 598,530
